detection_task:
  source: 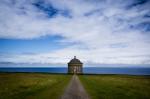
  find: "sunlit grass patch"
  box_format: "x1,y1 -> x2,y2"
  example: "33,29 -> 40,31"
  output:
79,75 -> 150,99
0,73 -> 71,99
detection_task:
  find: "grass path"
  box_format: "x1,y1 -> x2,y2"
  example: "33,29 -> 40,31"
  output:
61,75 -> 90,99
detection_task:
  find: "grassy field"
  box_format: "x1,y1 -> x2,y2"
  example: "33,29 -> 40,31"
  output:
1,73 -> 150,99
0,73 -> 71,99
79,75 -> 150,99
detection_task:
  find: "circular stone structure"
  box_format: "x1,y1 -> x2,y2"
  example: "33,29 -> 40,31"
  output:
68,56 -> 83,74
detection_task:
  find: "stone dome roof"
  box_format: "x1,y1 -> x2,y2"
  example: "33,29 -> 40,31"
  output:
68,56 -> 82,64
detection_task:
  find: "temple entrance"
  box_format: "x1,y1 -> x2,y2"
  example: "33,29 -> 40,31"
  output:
73,67 -> 77,74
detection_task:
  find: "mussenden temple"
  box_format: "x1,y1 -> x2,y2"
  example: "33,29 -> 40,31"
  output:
68,56 -> 83,74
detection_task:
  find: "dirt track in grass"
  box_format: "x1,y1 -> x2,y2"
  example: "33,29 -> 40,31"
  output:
61,75 -> 90,99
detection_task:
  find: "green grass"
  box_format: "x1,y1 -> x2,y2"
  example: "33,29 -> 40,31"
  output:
0,73 -> 71,99
79,74 -> 150,99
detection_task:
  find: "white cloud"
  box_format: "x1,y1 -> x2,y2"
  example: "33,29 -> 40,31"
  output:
0,0 -> 150,65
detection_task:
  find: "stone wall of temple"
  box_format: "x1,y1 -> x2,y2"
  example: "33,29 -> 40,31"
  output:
68,64 -> 83,74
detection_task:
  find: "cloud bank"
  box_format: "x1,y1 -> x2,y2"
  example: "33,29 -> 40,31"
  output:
0,0 -> 150,65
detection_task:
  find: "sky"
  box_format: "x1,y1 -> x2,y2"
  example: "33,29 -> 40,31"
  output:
0,0 -> 150,67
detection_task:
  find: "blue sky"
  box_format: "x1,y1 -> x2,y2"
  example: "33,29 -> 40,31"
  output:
0,0 -> 150,67
0,35 -> 66,53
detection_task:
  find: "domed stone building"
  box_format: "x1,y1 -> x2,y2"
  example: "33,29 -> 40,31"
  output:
68,56 -> 83,74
